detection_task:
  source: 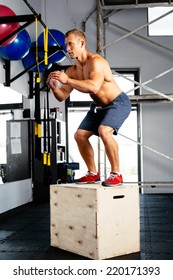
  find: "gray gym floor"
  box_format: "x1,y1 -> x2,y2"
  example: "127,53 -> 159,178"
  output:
0,194 -> 173,260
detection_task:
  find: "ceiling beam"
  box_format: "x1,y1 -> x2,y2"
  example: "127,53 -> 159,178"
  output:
100,0 -> 173,9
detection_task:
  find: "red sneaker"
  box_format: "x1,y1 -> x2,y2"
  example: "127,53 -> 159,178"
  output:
102,172 -> 123,186
74,171 -> 100,184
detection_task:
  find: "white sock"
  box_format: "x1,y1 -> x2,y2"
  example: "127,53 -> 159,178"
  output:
90,171 -> 97,176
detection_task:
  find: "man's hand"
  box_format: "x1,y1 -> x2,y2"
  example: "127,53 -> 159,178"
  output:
49,78 -> 58,89
46,70 -> 72,102
47,71 -> 68,87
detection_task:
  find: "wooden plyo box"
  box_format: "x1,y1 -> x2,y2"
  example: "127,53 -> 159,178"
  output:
50,184 -> 140,260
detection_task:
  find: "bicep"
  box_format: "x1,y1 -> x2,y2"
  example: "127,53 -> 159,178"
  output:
88,60 -> 105,87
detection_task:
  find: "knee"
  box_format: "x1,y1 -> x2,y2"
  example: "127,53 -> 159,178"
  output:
74,130 -> 80,143
74,129 -> 85,143
98,126 -> 113,142
74,129 -> 92,143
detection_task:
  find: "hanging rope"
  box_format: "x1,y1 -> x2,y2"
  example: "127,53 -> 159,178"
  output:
34,73 -> 41,160
35,16 -> 40,82
43,88 -> 52,185
23,0 -> 73,65
46,86 -> 51,168
43,94 -> 47,165
34,16 -> 42,160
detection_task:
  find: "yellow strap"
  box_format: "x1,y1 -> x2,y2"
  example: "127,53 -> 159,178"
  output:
44,27 -> 48,65
37,123 -> 41,138
43,152 -> 47,165
36,76 -> 41,83
47,153 -> 51,166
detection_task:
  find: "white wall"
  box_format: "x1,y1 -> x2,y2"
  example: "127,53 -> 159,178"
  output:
0,179 -> 32,214
0,0 -> 42,96
0,0 -> 42,213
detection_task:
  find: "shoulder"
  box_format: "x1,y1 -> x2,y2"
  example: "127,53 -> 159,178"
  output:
87,53 -> 108,70
65,64 -> 77,77
88,53 -> 107,65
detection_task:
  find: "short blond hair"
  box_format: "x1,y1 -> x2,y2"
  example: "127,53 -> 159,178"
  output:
65,29 -> 86,41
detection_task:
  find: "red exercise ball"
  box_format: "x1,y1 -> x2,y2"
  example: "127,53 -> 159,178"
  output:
0,4 -> 20,46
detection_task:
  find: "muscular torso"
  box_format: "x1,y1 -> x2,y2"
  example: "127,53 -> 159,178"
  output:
67,53 -> 122,106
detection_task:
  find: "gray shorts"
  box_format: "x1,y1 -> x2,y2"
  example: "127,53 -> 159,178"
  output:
78,92 -> 131,135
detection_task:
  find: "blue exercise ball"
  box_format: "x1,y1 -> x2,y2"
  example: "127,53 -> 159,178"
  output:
22,41 -> 52,72
0,29 -> 31,60
38,29 -> 67,64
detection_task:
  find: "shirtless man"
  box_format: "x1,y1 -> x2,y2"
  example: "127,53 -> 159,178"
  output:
47,29 -> 131,186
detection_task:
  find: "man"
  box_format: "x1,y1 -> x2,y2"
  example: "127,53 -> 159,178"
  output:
47,29 -> 131,186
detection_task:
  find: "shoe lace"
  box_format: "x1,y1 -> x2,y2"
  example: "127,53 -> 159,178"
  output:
107,172 -> 118,180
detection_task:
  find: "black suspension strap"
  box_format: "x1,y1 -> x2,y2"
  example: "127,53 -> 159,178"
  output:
34,73 -> 41,160
43,86 -> 52,185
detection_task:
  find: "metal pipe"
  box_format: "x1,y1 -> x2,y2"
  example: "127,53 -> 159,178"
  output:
108,21 -> 173,54
96,0 -> 101,54
101,2 -> 173,10
96,0 -> 102,175
125,67 -> 173,95
101,8 -> 173,50
115,71 -> 173,102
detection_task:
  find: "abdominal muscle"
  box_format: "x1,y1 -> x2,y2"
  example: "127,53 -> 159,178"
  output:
89,80 -> 122,107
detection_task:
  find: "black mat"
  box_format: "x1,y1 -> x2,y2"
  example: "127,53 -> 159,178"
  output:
0,194 -> 173,260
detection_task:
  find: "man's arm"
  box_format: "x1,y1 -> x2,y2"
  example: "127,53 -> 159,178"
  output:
49,80 -> 73,102
67,70 -> 104,94
47,68 -> 73,102
52,58 -> 105,95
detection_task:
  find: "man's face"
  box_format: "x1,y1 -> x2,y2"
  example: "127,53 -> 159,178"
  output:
65,34 -> 84,59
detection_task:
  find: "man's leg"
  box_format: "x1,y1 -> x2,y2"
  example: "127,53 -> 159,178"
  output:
98,125 -> 119,172
98,125 -> 122,186
74,128 -> 97,173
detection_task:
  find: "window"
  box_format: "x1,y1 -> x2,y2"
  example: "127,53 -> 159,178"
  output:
0,83 -> 23,109
148,7 -> 173,36
69,89 -> 92,102
0,110 -> 13,184
0,111 -> 13,164
112,71 -> 136,96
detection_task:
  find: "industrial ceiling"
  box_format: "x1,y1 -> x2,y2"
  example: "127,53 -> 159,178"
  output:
100,0 -> 173,9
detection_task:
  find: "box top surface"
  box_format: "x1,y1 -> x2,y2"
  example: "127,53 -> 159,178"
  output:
50,183 -> 139,190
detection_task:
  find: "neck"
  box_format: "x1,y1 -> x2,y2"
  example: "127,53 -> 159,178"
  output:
77,49 -> 89,65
